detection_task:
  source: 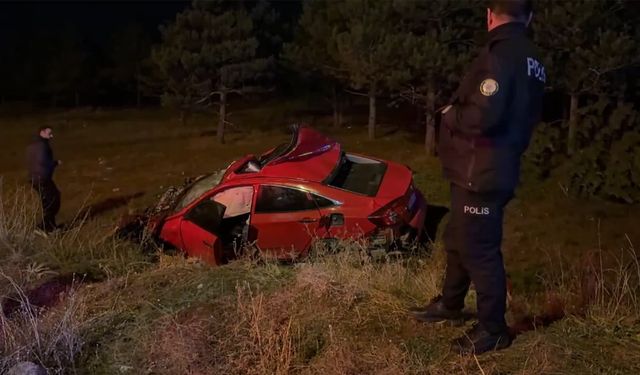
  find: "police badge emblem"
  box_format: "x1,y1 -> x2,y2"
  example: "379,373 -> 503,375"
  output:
480,79 -> 499,96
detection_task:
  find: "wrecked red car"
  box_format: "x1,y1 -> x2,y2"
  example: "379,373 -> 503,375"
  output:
121,125 -> 427,265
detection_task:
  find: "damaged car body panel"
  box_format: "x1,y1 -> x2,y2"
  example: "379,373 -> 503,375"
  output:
122,125 -> 428,265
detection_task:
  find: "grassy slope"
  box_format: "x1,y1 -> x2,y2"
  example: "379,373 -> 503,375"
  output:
1,103 -> 639,374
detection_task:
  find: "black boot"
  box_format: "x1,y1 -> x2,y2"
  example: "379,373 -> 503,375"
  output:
451,323 -> 511,355
409,295 -> 464,323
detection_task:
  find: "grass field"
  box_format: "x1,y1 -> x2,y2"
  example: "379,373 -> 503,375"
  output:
1,102 -> 639,374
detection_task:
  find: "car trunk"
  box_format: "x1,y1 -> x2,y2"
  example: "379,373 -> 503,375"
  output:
371,162 -> 416,224
375,161 -> 412,203
367,161 -> 420,247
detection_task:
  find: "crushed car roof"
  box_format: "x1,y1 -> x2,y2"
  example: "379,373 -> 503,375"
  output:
224,125 -> 342,183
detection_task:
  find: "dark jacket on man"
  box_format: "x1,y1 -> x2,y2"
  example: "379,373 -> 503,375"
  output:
27,134 -> 61,231
26,135 -> 59,183
439,22 -> 545,193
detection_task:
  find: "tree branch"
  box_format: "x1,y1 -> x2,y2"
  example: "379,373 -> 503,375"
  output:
343,88 -> 369,97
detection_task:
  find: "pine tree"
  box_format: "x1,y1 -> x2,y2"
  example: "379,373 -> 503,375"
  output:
397,0 -> 480,154
288,0 -> 411,140
284,0 -> 346,128
535,0 -> 638,155
153,0 -> 272,143
332,0 -> 413,140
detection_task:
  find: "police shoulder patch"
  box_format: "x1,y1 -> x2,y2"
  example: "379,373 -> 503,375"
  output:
480,79 -> 499,96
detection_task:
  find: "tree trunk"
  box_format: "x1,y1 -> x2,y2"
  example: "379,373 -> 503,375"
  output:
217,91 -> 227,144
136,78 -> 142,108
424,88 -> 437,155
136,65 -> 142,108
567,94 -> 579,155
332,84 -> 342,128
368,84 -> 376,140
617,83 -> 627,108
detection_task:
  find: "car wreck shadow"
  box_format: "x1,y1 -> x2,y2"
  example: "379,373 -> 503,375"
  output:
423,204 -> 450,244
65,192 -> 145,229
509,293 -> 565,339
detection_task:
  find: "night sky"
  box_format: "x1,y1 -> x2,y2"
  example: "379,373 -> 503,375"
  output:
0,1 -> 189,44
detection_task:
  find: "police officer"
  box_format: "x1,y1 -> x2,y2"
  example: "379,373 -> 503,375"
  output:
410,0 -> 545,355
26,126 -> 62,233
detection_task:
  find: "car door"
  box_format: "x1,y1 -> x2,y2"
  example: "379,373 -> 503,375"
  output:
250,185 -> 325,258
180,198 -> 226,265
313,188 -> 376,241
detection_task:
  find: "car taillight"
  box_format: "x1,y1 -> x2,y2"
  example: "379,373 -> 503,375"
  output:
369,199 -> 406,227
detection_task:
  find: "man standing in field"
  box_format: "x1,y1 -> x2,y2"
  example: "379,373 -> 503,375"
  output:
410,0 -> 545,355
26,126 -> 62,233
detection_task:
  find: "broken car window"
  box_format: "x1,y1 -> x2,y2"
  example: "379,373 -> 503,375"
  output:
212,186 -> 253,218
184,199 -> 226,234
174,171 -> 225,212
327,154 -> 387,196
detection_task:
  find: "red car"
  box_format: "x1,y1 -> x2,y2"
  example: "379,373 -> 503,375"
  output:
135,125 -> 427,265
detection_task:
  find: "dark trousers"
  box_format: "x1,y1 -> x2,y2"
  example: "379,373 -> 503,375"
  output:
31,179 -> 61,231
441,184 -> 513,334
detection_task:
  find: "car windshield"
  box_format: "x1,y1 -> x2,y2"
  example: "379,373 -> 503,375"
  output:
173,171 -> 226,212
327,153 -> 387,196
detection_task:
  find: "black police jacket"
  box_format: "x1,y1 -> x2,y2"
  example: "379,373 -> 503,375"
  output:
26,135 -> 58,183
439,22 -> 545,193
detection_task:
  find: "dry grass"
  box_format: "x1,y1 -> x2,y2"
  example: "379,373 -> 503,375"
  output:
2,214 -> 640,374
0,184 -> 41,265
539,236 -> 640,324
145,304 -> 221,374
0,273 -> 86,374
134,244 -> 464,374
0,182 -> 151,284
139,238 -> 640,374
138,250 -> 426,374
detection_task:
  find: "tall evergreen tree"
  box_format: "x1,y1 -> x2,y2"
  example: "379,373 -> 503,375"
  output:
331,0 -> 412,139
153,0 -> 272,143
397,0 -> 480,154
288,0 -> 411,140
284,0 -> 346,128
535,0 -> 638,155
